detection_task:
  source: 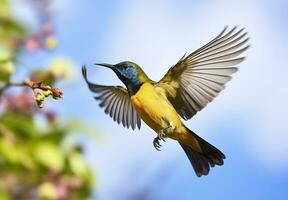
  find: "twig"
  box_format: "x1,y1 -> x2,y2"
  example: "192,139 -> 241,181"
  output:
0,81 -> 26,95
0,79 -> 63,108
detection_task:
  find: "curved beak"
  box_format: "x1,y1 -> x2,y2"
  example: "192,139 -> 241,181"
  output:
95,63 -> 115,70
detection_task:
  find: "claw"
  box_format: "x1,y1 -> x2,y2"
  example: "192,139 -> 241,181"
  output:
155,118 -> 175,149
153,137 -> 162,151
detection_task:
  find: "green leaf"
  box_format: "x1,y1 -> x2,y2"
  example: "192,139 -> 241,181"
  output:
38,182 -> 57,200
0,0 -> 10,18
68,150 -> 93,188
34,142 -> 64,171
0,186 -> 9,200
0,45 -> 14,82
0,16 -> 26,36
19,145 -> 36,170
0,139 -> 20,164
0,112 -> 36,138
68,151 -> 89,178
30,69 -> 56,86
0,45 -> 12,61
0,60 -> 14,82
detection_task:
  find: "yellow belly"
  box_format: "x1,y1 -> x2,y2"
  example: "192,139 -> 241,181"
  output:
131,82 -> 183,137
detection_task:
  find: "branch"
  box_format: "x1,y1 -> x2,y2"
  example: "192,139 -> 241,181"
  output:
0,79 -> 63,108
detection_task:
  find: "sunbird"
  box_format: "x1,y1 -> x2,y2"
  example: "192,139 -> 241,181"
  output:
82,27 -> 249,177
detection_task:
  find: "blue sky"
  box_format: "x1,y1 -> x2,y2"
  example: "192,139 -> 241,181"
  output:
12,0 -> 288,199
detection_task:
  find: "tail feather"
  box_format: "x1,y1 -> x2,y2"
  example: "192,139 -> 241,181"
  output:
180,143 -> 210,177
180,126 -> 225,177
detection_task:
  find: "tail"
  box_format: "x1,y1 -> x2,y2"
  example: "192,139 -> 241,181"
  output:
179,126 -> 225,177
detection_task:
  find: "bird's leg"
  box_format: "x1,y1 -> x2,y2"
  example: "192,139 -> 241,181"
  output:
158,117 -> 176,140
153,117 -> 177,151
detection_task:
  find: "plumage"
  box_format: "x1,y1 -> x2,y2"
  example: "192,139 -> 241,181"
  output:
82,67 -> 141,130
83,27 -> 249,177
156,26 -> 249,120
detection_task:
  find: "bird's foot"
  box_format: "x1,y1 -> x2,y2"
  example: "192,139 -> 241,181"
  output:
158,128 -> 168,140
153,118 -> 177,151
158,118 -> 177,140
153,136 -> 165,151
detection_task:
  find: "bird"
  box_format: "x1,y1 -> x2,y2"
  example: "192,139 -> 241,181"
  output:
82,26 -> 249,177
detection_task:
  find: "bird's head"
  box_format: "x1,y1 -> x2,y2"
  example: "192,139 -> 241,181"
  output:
96,61 -> 150,95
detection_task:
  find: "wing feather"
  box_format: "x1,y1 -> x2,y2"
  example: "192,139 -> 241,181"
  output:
156,27 -> 249,119
82,66 -> 141,130
116,94 -> 124,124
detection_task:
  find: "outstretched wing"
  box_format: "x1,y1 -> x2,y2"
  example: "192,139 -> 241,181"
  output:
82,66 -> 141,130
156,26 -> 249,120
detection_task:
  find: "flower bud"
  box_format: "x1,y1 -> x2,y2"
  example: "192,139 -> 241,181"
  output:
35,91 -> 45,108
42,89 -> 52,97
51,88 -> 63,100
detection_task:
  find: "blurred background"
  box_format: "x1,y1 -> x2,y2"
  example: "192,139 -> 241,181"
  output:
0,0 -> 287,199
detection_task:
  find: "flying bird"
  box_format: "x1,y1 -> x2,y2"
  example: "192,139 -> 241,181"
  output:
82,26 -> 249,177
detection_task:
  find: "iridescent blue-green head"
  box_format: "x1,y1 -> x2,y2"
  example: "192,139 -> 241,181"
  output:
96,61 -> 151,95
